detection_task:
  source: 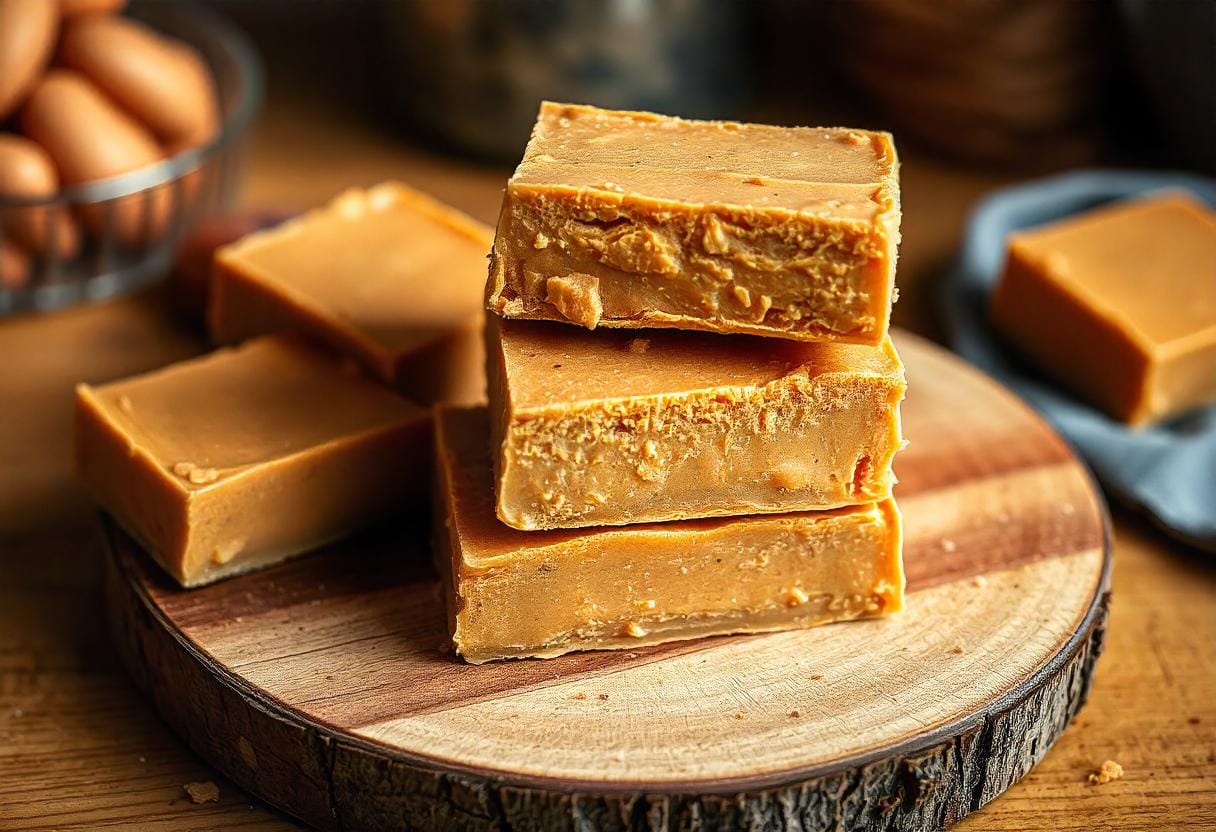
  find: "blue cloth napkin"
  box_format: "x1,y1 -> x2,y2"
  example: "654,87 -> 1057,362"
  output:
943,170 -> 1216,551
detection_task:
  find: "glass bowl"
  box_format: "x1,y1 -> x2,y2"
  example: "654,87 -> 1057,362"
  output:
0,3 -> 263,315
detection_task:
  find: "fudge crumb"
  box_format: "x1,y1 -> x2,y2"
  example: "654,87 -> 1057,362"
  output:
533,232 -> 551,250
951,646 -> 965,655
627,337 -> 650,354
624,621 -> 647,638
1088,760 -> 1124,785
971,575 -> 988,589
573,692 -> 587,701
597,693 -> 609,701
941,538 -> 957,553
184,781 -> 219,804
789,709 -> 802,718
546,274 -> 603,329
626,652 -> 639,659
785,586 -> 810,607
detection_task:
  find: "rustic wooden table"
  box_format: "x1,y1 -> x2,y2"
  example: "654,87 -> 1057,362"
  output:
2,99 -> 1213,831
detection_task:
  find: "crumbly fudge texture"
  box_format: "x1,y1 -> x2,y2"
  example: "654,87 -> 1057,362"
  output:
991,193 -> 1216,425
435,406 -> 904,663
75,337 -> 431,587
487,102 -> 901,344
211,182 -> 493,406
487,317 -> 905,530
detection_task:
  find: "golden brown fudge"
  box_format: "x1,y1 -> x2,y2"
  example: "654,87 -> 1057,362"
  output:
991,193 -> 1216,425
75,337 -> 431,587
436,406 -> 904,663
210,182 -> 493,406
487,317 -> 905,530
487,102 -> 901,344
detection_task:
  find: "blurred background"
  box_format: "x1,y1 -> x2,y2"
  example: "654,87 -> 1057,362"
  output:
224,0 -> 1215,171
218,0 -> 1214,336
2,0 -> 1213,327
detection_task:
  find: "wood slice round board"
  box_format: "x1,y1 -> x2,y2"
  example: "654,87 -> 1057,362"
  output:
104,330 -> 1111,832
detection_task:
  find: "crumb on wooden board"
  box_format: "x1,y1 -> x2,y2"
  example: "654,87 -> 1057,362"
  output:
1087,760 -> 1124,785
184,780 -> 220,804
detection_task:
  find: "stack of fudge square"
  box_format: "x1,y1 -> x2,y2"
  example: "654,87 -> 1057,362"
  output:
449,103 -> 907,662
75,103 -> 906,665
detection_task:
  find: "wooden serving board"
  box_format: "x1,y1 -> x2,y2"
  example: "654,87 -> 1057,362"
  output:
104,331 -> 1110,832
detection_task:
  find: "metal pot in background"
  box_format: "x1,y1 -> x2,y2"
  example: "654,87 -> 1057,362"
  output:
382,0 -> 751,161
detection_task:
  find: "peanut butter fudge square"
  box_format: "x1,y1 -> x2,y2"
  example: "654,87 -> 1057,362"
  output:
76,336 -> 431,587
211,182 -> 492,405
487,316 -> 905,530
487,102 -> 901,344
990,193 -> 1216,425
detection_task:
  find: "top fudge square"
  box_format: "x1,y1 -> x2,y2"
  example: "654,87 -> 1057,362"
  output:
487,102 -> 901,345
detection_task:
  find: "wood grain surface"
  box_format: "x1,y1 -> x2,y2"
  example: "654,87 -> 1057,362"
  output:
101,332 -> 1110,830
2,86 -> 1213,831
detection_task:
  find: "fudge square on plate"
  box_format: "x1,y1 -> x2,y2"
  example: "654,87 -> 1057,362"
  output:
75,336 -> 431,587
990,193 -> 1216,425
487,316 -> 905,531
487,102 -> 901,345
434,405 -> 904,663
